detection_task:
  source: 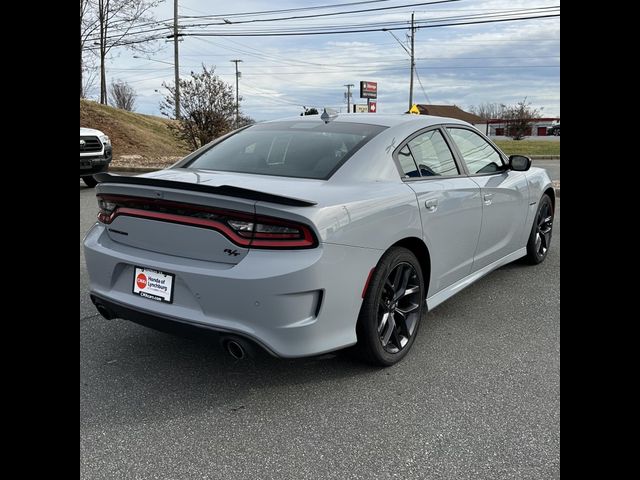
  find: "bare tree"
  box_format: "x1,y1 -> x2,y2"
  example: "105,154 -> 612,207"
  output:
80,0 -> 98,98
81,55 -> 99,99
502,98 -> 543,140
86,0 -> 164,104
160,65 -> 253,150
109,79 -> 137,111
468,102 -> 506,120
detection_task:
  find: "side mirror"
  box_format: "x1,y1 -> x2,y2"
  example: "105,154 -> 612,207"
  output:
509,155 -> 532,171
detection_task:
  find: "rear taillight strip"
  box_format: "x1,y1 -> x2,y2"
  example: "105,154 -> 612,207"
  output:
97,195 -> 318,249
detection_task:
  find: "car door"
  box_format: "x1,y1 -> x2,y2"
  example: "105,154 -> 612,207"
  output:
444,126 -> 530,271
395,127 -> 483,296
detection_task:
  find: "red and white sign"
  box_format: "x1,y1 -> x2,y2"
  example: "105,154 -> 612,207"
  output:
368,101 -> 377,113
360,81 -> 378,99
136,273 -> 147,290
132,266 -> 175,303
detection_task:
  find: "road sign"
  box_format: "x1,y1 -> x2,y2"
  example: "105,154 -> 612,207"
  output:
368,101 -> 377,113
353,104 -> 368,113
409,104 -> 420,114
360,81 -> 377,99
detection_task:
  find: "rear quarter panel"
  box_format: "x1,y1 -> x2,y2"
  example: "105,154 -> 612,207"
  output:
255,182 -> 422,251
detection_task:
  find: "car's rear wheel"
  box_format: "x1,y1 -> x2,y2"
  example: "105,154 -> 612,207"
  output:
525,194 -> 554,264
356,247 -> 425,366
82,175 -> 98,187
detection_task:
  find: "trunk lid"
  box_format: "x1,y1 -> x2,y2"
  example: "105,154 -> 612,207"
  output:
94,170 -> 321,264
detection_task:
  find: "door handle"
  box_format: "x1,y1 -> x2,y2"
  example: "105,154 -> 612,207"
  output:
424,198 -> 438,212
483,193 -> 494,205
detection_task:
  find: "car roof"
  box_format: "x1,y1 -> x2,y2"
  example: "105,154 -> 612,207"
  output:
261,113 -> 472,128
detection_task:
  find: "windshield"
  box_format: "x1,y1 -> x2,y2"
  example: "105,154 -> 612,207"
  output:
183,121 -> 387,180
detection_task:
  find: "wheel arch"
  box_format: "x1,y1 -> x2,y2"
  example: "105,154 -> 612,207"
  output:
544,186 -> 556,210
390,237 -> 431,298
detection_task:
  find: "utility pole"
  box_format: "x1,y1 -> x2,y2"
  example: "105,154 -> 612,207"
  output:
408,12 -> 415,110
173,0 -> 180,119
344,84 -> 354,112
383,13 -> 417,111
231,59 -> 243,126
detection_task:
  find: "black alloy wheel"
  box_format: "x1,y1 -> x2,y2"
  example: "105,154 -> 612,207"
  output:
377,262 -> 421,354
525,193 -> 554,264
355,247 -> 425,366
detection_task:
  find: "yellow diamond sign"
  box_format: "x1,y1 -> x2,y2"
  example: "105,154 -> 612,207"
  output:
409,104 -> 420,114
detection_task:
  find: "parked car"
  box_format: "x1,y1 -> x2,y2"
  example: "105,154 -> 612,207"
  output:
546,124 -> 560,136
83,113 -> 555,366
80,127 -> 112,187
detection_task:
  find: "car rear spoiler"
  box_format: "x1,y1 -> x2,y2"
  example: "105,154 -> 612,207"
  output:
93,173 -> 317,207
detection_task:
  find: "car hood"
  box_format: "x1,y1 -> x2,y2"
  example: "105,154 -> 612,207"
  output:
81,127 -> 105,136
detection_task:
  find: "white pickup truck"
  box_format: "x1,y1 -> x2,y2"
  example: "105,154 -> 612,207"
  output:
80,127 -> 112,187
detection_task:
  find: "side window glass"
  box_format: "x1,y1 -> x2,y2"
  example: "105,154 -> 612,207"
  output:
446,128 -> 504,174
397,145 -> 420,178
407,130 -> 459,177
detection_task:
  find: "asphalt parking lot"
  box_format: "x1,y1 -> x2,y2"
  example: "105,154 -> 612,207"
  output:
532,160 -> 559,182
80,186 -> 560,480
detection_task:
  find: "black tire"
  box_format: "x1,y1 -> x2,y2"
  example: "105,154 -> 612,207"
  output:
355,247 -> 425,367
82,175 -> 98,187
525,194 -> 554,264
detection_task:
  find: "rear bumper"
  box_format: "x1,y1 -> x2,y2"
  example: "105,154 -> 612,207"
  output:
90,293 -> 276,356
83,224 -> 382,357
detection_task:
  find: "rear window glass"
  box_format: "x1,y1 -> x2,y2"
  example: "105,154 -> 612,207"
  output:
184,121 -> 387,179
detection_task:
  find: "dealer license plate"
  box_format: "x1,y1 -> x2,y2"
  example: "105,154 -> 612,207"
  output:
132,267 -> 175,303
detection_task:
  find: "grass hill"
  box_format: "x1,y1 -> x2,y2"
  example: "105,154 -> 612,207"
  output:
80,99 -> 190,168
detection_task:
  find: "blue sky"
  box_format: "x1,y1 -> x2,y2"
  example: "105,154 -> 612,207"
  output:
89,0 -> 560,121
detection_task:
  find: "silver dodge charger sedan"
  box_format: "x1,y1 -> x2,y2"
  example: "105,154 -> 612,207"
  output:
84,113 -> 555,366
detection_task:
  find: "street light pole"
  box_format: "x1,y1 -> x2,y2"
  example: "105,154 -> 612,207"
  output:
230,59 -> 243,126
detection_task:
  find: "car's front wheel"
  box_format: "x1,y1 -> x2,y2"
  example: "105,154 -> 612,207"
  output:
82,175 -> 98,187
356,247 -> 425,366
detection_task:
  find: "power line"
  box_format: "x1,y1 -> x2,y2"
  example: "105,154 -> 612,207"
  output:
177,5 -> 559,32
83,4 -> 558,47
84,0 -> 463,43
414,69 -> 431,104
182,13 -> 560,37
179,0 -> 395,19
183,0 -> 461,27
